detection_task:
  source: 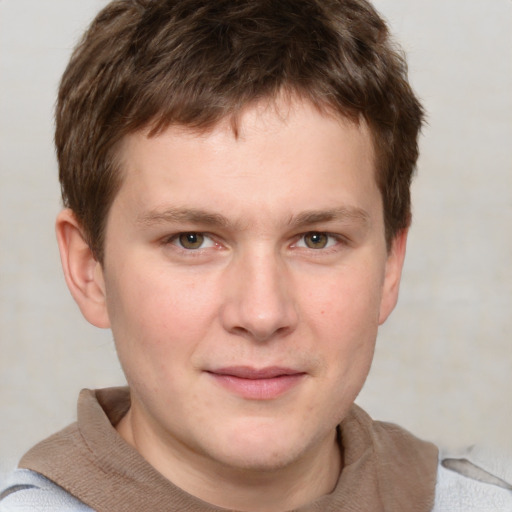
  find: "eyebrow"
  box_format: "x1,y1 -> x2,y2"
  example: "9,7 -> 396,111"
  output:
137,207 -> 230,228
136,206 -> 370,230
289,207 -> 370,229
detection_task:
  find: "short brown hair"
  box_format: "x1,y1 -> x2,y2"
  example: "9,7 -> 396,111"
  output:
56,0 -> 423,261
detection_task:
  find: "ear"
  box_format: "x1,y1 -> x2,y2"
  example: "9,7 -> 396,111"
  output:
378,229 -> 408,325
55,209 -> 111,328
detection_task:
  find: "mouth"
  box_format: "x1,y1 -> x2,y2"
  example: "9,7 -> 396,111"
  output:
206,366 -> 306,400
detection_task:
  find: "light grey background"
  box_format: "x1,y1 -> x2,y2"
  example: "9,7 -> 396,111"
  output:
1,0 -> 511,474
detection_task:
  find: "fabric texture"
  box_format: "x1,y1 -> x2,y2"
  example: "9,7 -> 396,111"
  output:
6,387 -> 438,511
0,469 -> 93,511
432,447 -> 512,511
3,459 -> 512,511
433,464 -> 512,511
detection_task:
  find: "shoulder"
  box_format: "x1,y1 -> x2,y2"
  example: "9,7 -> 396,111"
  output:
433,447 -> 512,511
0,469 -> 94,512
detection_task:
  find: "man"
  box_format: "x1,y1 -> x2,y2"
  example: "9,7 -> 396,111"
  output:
1,0 -> 510,510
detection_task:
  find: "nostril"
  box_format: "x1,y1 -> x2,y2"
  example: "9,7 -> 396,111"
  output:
227,321 -> 294,343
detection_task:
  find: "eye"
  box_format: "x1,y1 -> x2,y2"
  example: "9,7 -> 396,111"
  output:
173,232 -> 215,250
296,232 -> 337,249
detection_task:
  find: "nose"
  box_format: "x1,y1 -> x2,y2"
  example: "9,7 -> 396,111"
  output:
220,249 -> 299,342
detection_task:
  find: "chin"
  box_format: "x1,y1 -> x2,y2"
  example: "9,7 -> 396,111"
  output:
203,418 -> 317,473
217,444 -> 303,474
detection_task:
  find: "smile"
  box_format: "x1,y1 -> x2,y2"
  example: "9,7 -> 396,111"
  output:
207,366 -> 306,400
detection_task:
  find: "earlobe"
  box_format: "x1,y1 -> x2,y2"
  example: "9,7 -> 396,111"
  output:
55,209 -> 111,328
378,229 -> 408,325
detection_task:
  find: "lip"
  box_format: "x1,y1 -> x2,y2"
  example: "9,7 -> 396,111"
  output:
207,366 -> 306,400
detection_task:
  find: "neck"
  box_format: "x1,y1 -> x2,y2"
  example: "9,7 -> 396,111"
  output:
117,408 -> 342,512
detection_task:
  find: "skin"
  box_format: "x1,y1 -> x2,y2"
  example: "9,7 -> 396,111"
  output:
56,97 -> 407,512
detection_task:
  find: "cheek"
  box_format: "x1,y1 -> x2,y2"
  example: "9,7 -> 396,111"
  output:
304,264 -> 384,333
107,265 -> 215,330
104,267 -> 221,380
302,267 -> 382,381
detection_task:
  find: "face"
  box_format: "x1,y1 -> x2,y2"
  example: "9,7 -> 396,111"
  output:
74,98 -> 405,480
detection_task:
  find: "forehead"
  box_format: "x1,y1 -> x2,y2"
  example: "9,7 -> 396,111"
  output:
119,95 -> 375,166
111,98 -> 380,229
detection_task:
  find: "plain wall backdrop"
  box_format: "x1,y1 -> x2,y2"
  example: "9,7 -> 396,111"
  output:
1,0 -> 511,474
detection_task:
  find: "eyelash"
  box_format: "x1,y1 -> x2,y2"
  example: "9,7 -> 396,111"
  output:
165,232 -> 218,252
293,232 -> 343,250
163,231 -> 348,253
